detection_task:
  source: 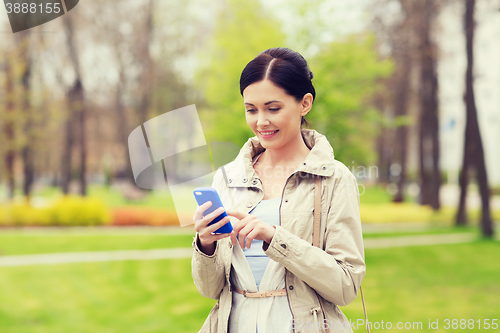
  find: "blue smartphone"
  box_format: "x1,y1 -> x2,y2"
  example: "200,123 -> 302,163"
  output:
193,187 -> 233,234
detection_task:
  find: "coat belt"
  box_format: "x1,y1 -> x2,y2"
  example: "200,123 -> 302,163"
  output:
232,286 -> 287,298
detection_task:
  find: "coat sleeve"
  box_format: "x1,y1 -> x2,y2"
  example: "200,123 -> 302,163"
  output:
264,164 -> 366,306
191,168 -> 227,300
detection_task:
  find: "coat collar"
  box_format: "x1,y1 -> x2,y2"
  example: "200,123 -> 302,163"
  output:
224,128 -> 336,188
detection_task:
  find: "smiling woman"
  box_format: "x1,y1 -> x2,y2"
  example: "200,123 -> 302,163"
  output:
191,48 -> 366,333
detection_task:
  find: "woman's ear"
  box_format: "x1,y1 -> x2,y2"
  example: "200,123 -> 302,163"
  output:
300,93 -> 313,117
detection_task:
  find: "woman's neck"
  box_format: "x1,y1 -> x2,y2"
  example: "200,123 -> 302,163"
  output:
259,133 -> 311,168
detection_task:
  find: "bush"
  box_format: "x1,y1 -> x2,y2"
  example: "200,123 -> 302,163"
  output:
360,202 -> 500,224
50,196 -> 112,226
360,203 -> 454,224
111,207 -> 180,226
0,204 -> 52,226
0,196 -> 111,227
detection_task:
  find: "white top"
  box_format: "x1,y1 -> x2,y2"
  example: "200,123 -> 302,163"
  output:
243,196 -> 281,288
228,197 -> 293,333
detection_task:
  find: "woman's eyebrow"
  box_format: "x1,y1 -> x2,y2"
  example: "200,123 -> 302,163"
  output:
265,100 -> 281,105
244,100 -> 282,106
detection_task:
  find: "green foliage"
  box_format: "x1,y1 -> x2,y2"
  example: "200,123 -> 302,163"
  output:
196,11 -> 392,165
0,204 -> 52,226
0,196 -> 111,227
359,184 -> 394,204
51,196 -> 112,226
360,202 -> 500,224
360,203 -> 456,224
195,0 -> 286,147
308,33 -> 393,166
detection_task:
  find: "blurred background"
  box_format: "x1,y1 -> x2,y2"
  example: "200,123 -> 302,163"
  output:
0,0 -> 499,332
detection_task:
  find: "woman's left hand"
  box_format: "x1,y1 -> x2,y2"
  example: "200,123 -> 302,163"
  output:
227,210 -> 275,249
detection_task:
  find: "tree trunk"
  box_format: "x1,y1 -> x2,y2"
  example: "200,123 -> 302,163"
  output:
60,106 -> 74,195
374,94 -> 391,185
137,0 -> 154,125
456,0 -> 493,237
63,15 -> 87,196
115,75 -> 135,184
17,31 -> 35,203
392,41 -> 410,203
4,56 -> 15,199
418,0 -> 440,210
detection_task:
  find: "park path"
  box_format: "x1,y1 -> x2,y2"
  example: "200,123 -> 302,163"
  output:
0,231 -> 497,267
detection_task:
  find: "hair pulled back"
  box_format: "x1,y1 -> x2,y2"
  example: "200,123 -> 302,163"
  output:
240,48 -> 315,127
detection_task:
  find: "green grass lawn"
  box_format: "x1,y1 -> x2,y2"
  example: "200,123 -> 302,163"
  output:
343,240 -> 500,332
361,224 -> 481,238
0,233 -> 195,256
0,225 -> 492,256
0,225 -> 485,256
0,233 -> 498,333
0,259 -> 214,333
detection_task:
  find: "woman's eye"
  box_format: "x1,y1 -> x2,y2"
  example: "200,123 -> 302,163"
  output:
246,109 -> 257,113
269,108 -> 280,112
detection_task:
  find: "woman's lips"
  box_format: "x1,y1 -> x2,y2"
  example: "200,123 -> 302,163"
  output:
259,130 -> 279,139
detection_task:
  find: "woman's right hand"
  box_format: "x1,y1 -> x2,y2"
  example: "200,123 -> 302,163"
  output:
193,201 -> 232,255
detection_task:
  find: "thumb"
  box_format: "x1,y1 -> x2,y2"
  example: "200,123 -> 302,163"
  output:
226,209 -> 246,219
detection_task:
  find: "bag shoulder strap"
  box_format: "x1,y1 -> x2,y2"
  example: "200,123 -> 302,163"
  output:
313,175 -> 322,248
313,175 -> 370,333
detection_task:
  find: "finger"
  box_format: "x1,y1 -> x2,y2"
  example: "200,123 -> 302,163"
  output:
231,216 -> 249,235
239,226 -> 250,249
226,209 -> 247,220
209,232 -> 232,242
200,207 -> 225,227
246,228 -> 261,249
206,215 -> 231,234
230,230 -> 237,246
194,201 -> 212,222
199,232 -> 230,249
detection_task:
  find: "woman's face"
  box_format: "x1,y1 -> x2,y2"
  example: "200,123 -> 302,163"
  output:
243,79 -> 312,150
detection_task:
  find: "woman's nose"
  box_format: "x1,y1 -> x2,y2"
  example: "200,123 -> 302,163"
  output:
257,112 -> 270,126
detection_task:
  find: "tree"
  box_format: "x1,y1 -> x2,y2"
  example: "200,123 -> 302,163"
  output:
417,0 -> 441,210
456,0 -> 493,238
195,0 -> 286,147
310,34 -> 393,166
62,14 -> 87,196
380,0 -> 416,201
3,51 -> 16,199
370,0 -> 417,195
135,0 -> 154,126
16,31 -> 35,202
371,0 -> 446,206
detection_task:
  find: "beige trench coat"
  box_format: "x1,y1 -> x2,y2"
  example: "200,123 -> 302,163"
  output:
191,128 -> 366,333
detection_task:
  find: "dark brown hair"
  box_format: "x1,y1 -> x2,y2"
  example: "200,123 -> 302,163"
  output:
240,48 -> 315,127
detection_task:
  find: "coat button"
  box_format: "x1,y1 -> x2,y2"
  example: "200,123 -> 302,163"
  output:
242,178 -> 247,183
289,285 -> 294,290
302,162 -> 306,166
322,166 -> 327,170
251,179 -> 258,185
285,199 -> 288,203
246,202 -> 253,208
280,243 -> 287,249
229,178 -> 232,183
